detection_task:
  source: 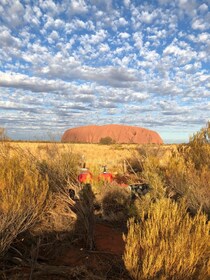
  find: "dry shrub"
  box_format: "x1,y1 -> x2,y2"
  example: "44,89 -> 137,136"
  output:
163,122 -> 210,216
123,198 -> 210,280
186,121 -> 210,170
128,145 -> 167,174
99,184 -> 130,222
37,150 -> 80,192
30,192 -> 77,235
131,124 -> 210,217
0,154 -> 49,257
0,142 -> 80,256
164,156 -> 210,216
125,156 -> 144,174
130,166 -> 166,220
74,184 -> 95,250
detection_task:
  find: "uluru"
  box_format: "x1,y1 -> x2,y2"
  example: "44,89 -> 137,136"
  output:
61,124 -> 163,144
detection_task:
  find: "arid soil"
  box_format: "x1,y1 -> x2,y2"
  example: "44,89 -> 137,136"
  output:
61,124 -> 163,144
2,223 -> 129,280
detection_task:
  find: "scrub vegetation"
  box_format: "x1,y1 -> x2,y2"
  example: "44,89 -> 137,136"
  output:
0,123 -> 209,279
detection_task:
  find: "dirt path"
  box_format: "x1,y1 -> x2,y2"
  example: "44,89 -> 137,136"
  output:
2,223 -> 128,279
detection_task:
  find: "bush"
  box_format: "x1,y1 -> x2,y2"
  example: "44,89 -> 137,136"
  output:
185,121 -> 210,170
125,157 -> 144,174
126,123 -> 210,217
74,184 -> 95,250
99,136 -> 115,145
123,198 -> 210,280
163,156 -> 210,217
0,154 -> 49,256
100,184 -> 130,223
0,143 -> 80,256
37,150 -> 80,192
30,192 -> 77,235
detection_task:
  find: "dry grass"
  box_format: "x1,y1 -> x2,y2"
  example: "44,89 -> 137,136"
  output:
0,145 -> 49,256
1,123 -> 209,279
123,198 -> 210,280
30,192 -> 77,235
8,142 -> 139,173
0,142 -> 80,257
125,125 -> 210,217
123,124 -> 210,279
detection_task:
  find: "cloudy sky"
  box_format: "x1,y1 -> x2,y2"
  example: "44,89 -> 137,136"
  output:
0,0 -> 209,143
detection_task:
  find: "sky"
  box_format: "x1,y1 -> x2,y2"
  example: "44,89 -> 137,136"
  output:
0,0 -> 209,143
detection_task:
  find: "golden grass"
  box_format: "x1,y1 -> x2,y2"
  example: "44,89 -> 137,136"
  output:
0,142 -> 80,256
1,124 -> 209,280
0,146 -> 49,256
7,142 -> 140,173
123,198 -> 210,280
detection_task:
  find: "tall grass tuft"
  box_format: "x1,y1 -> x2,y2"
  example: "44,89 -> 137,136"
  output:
123,198 -> 210,280
35,144 -> 81,192
0,142 -> 82,255
0,151 -> 49,256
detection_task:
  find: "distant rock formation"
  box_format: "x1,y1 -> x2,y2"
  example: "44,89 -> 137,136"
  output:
61,124 -> 163,144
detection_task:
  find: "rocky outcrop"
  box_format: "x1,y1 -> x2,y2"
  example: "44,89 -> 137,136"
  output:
61,124 -> 163,144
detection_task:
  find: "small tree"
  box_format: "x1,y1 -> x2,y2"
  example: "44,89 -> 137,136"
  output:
99,136 -> 115,145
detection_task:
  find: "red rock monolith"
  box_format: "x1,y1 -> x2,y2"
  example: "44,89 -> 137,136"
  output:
61,124 -> 163,144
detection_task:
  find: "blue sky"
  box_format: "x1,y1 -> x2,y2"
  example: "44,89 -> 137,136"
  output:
0,0 -> 209,143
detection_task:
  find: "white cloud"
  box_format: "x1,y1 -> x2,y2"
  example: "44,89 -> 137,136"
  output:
118,17 -> 128,26
183,62 -> 201,73
198,32 -> 210,43
123,0 -> 130,8
23,5 -> 40,26
0,28 -> 21,48
43,17 -> 65,30
39,0 -> 61,16
198,3 -> 208,13
0,71 -> 69,92
133,32 -> 143,49
141,10 -> 158,24
68,0 -> 88,15
99,43 -> 110,52
0,0 -> 209,142
163,41 -> 196,64
192,18 -> 209,30
119,32 -> 130,39
48,30 -> 59,43
85,29 -> 107,45
177,0 -> 197,17
1,0 -> 25,28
